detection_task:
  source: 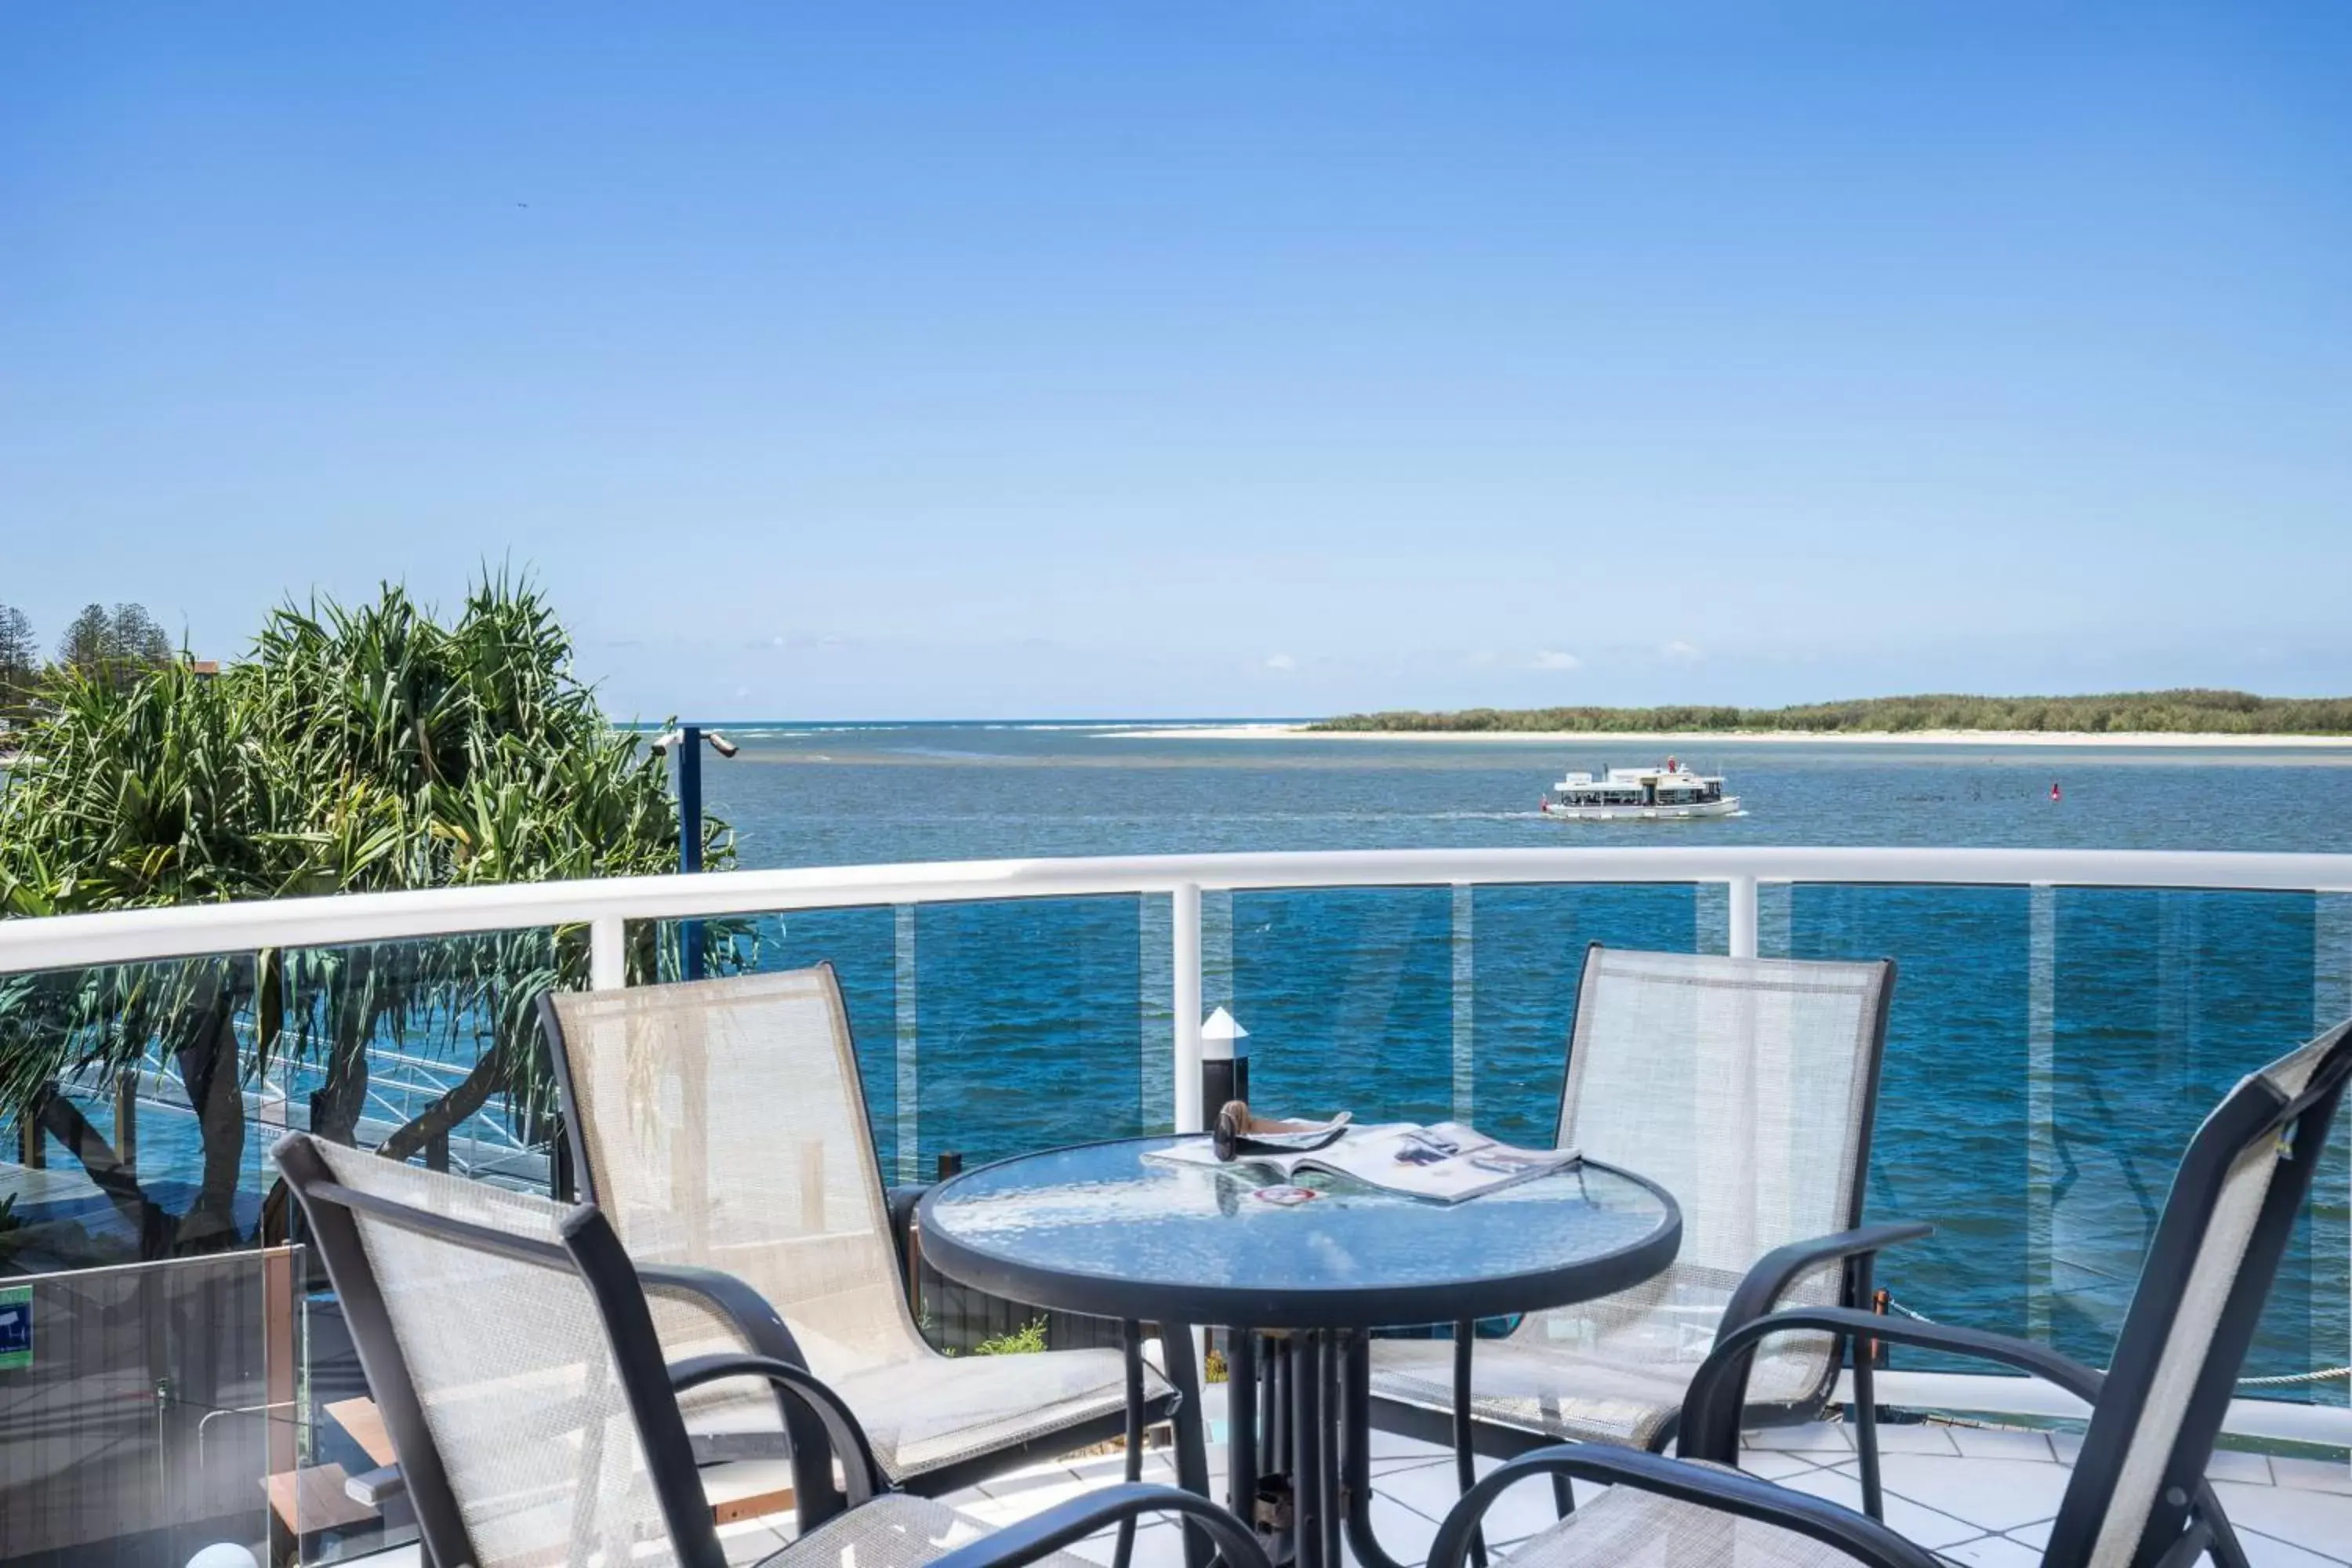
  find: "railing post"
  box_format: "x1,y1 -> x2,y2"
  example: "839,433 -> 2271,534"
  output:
1452,882 -> 1475,1123
1172,882 -> 1204,1133
896,905 -> 921,1184
590,915 -> 627,992
2027,882 -> 2056,1345
1727,875 -> 1759,960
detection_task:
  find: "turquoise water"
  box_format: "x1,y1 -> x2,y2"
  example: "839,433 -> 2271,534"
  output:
705,724 -> 2352,1394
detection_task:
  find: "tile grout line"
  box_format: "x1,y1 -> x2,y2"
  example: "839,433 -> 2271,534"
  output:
2238,1523 -> 2352,1568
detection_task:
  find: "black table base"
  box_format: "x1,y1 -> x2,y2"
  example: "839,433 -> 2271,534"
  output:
1221,1328 -> 1470,1568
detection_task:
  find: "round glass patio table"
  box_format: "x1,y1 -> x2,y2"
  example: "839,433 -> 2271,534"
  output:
917,1135 -> 1680,1568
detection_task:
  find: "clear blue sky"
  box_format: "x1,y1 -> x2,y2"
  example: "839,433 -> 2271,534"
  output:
5,4 -> 2347,720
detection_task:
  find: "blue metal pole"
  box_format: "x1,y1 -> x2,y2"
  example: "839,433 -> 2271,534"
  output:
678,724 -> 706,979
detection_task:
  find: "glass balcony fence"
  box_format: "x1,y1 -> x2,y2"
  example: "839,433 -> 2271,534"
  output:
1,852 -> 2347,1567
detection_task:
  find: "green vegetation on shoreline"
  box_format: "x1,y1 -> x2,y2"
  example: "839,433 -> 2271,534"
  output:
1312,690 -> 2352,736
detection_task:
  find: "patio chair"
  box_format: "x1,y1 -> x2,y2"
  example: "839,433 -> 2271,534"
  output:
1425,1015 -> 2352,1568
537,967 -> 1199,1506
272,1131 -> 1270,1568
1367,946 -> 1926,1519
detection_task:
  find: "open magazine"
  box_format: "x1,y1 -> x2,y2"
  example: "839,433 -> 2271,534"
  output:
1150,1121 -> 1580,1203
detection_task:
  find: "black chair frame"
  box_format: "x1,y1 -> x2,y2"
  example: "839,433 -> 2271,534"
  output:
277,1133 -> 1271,1568
1428,1018 -> 2352,1568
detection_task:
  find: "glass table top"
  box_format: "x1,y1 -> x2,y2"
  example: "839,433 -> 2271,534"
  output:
917,1135 -> 1679,1329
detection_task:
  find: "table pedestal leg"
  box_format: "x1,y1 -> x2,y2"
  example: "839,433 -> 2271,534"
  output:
1291,1335 -> 1324,1568
1229,1327 -> 1429,1568
1162,1321 -> 1215,1568
1319,1335 -> 1342,1568
1228,1328 -> 1260,1521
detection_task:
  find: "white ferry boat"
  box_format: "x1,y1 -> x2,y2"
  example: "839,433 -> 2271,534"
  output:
1541,758 -> 1739,820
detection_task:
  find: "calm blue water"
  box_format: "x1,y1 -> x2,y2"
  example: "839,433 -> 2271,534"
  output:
702,722 -> 2352,863
706,724 -> 2352,1392
17,723 -> 2352,1396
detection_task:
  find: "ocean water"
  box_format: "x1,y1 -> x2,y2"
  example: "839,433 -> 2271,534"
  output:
700,723 -> 2352,1392
14,722 -> 2352,1396
703,722 -> 2352,864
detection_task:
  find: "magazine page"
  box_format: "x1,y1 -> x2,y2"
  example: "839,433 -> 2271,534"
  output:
1148,1121 -> 1577,1202
1301,1123 -> 1578,1203
1147,1123 -> 1414,1180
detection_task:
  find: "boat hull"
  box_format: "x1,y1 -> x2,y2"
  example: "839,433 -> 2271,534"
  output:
1541,796 -> 1742,822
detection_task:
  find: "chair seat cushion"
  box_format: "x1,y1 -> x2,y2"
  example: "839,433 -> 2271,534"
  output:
684,1346 -> 1173,1482
1370,1336 -> 1687,1450
1497,1483 -> 1929,1568
1370,1324 -> 1829,1450
760,1492 -> 1094,1568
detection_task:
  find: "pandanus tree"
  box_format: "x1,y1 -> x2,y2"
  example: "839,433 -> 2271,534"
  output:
0,575 -> 742,1261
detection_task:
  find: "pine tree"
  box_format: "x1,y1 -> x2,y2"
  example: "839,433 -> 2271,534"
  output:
55,601 -> 173,681
108,603 -> 174,666
0,604 -> 35,720
56,603 -> 112,673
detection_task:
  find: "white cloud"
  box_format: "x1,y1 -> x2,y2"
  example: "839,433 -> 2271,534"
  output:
1265,652 -> 1298,672
1532,649 -> 1582,671
1662,640 -> 1704,665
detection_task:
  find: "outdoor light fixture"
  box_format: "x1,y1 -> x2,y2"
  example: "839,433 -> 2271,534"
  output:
648,728 -> 738,757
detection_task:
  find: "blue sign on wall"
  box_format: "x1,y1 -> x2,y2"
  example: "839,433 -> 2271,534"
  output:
0,1288 -> 28,1373
0,1285 -> 30,1370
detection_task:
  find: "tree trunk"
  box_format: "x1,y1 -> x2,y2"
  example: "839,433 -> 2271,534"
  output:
308,1046 -> 372,1146
31,1086 -> 172,1257
301,948 -> 374,1145
376,1049 -> 502,1165
170,984 -> 249,1255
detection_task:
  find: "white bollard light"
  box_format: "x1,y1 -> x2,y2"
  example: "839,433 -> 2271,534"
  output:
187,1545 -> 259,1568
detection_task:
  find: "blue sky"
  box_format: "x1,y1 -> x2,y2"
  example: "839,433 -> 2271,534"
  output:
5,4 -> 2348,720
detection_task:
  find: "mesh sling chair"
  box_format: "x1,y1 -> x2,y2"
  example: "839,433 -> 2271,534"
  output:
274,1131 -> 1271,1568
1367,946 -> 1927,1519
537,967 -> 1199,1505
1425,1016 -> 2352,1568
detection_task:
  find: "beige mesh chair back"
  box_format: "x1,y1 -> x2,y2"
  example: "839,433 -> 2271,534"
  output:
1551,946 -> 1893,1419
274,1132 -> 1265,1568
548,967 -> 916,1382
1425,1018 -> 2352,1568
1370,945 -> 1896,1454
274,1133 -> 745,1568
540,967 -> 1176,1491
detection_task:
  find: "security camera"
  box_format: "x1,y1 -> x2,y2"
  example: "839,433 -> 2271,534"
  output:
648,728 -> 686,755
706,731 -> 739,758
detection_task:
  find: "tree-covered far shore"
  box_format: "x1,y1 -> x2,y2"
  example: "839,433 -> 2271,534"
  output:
1312,690 -> 2352,735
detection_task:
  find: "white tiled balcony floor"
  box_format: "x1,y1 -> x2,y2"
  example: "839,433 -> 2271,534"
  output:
815,1409 -> 2352,1568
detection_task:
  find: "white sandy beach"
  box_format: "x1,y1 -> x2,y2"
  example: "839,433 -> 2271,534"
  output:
1114,724 -> 2352,749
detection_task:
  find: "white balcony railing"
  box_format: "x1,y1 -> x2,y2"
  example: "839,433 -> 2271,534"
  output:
4,845 -> 2349,1446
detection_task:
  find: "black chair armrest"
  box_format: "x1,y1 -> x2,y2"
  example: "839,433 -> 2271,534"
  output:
637,1261 -> 810,1365
926,1483 -> 1273,1568
636,1261 -> 848,1526
1719,1223 -> 1934,1335
1679,1304 -> 2104,1463
1427,1444 -> 1942,1568
667,1352 -> 887,1508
